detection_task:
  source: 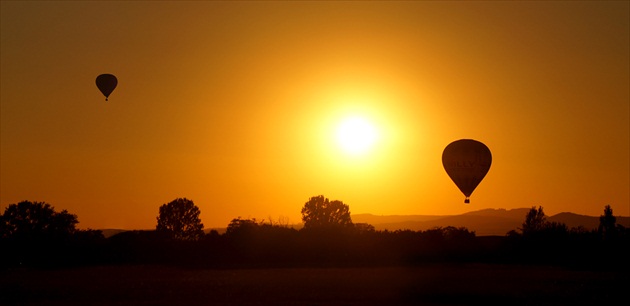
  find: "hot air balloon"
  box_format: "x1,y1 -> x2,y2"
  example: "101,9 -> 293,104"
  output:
96,74 -> 117,101
442,139 -> 492,204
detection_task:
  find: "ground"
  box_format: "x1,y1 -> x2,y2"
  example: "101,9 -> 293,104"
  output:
1,263 -> 626,306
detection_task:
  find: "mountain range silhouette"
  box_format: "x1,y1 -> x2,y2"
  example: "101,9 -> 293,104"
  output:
352,208 -> 630,236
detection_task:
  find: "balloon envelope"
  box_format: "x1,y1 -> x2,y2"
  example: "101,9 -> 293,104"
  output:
96,74 -> 117,101
442,139 -> 492,203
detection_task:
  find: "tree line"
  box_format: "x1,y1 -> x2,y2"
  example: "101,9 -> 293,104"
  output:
1,195 -> 628,269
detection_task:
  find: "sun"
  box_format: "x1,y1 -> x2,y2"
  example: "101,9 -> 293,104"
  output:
335,116 -> 379,156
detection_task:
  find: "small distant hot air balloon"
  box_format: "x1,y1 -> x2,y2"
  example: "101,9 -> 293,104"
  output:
442,139 -> 492,204
96,74 -> 117,101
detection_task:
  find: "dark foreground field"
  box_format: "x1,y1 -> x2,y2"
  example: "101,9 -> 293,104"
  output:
1,264 -> 626,306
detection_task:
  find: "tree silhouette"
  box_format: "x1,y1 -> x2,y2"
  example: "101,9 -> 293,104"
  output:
599,205 -> 617,239
226,217 -> 259,236
520,206 -> 546,236
301,195 -> 353,229
1,200 -> 78,240
156,198 -> 204,241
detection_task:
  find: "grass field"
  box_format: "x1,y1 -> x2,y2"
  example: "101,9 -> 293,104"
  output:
1,263 -> 626,306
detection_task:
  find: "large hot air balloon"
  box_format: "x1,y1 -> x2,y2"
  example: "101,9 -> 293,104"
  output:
96,74 -> 117,101
442,139 -> 492,204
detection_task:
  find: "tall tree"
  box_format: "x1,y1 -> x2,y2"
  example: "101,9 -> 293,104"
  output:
1,200 -> 78,240
599,205 -> 617,239
156,198 -> 204,241
520,206 -> 546,236
301,195 -> 353,229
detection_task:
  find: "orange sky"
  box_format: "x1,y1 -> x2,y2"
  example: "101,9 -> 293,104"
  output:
2,1 -> 628,230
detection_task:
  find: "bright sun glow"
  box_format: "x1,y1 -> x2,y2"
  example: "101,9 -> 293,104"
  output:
336,116 -> 379,156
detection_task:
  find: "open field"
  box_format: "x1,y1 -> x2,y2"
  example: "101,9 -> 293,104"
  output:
1,264 -> 626,306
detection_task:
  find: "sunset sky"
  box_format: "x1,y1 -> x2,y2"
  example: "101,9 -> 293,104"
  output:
2,1 -> 628,230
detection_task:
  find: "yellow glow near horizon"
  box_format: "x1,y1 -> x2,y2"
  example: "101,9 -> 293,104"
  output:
335,116 -> 379,156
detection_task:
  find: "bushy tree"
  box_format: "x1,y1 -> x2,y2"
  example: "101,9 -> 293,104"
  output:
156,198 -> 204,241
301,195 -> 352,229
226,217 -> 259,237
1,200 -> 78,240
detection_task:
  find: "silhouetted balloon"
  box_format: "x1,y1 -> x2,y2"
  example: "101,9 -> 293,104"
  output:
96,74 -> 117,101
442,139 -> 492,204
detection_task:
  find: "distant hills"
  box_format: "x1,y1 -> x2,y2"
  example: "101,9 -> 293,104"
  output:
99,208 -> 630,238
352,208 -> 630,236
100,229 -> 128,238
